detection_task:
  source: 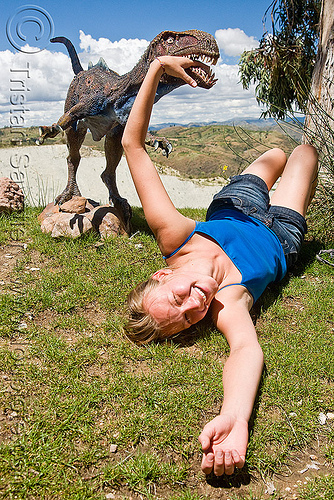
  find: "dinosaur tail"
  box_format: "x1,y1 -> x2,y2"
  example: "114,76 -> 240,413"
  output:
51,36 -> 84,75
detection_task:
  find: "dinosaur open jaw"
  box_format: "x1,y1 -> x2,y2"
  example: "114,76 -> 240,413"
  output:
186,53 -> 218,89
186,65 -> 217,89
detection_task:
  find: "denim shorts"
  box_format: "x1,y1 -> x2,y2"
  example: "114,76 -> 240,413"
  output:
206,174 -> 307,268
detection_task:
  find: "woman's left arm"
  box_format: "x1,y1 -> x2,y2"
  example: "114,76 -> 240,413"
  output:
122,57 -> 203,254
199,287 -> 264,476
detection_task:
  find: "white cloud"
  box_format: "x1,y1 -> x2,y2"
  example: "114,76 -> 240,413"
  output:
78,30 -> 149,75
151,62 -> 261,124
215,28 -> 259,57
0,31 -> 261,128
0,46 -> 73,127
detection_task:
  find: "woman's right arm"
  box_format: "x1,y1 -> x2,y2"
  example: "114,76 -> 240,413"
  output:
122,57 -> 201,255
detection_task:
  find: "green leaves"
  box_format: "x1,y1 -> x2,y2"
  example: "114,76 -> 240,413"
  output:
238,0 -> 321,119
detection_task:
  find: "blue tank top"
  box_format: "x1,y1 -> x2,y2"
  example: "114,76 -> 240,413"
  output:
163,208 -> 287,302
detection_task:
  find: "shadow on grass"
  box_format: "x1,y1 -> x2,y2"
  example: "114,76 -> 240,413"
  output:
205,465 -> 252,489
130,206 -> 208,236
250,238 -> 325,323
130,207 -> 152,235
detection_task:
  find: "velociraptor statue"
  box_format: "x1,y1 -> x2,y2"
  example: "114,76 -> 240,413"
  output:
37,30 -> 219,232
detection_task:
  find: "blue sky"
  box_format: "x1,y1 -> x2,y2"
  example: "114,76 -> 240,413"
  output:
1,0 -> 270,52
0,0 -> 273,126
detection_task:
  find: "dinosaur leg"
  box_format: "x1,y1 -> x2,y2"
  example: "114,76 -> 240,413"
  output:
55,121 -> 88,204
102,125 -> 132,233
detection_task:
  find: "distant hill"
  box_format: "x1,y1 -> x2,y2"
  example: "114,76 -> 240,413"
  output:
147,123 -> 301,179
0,122 -> 302,180
149,116 -> 305,131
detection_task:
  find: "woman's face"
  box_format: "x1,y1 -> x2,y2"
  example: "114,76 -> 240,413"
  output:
144,268 -> 219,336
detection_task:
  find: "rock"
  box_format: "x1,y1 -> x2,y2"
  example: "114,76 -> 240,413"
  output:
51,213 -> 93,238
109,444 -> 118,453
38,202 -> 60,223
318,412 -> 327,425
40,213 -> 62,233
0,177 -> 24,213
86,198 -> 100,211
59,196 -> 87,214
326,412 -> 334,420
86,205 -> 128,238
38,198 -> 128,239
264,480 -> 276,495
299,462 -> 320,473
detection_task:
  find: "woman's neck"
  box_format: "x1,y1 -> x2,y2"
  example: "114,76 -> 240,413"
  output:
166,232 -> 238,287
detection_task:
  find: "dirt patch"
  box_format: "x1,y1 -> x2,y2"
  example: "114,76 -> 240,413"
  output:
31,303 -> 107,337
0,242 -> 27,285
180,441 -> 333,500
269,443 -> 333,499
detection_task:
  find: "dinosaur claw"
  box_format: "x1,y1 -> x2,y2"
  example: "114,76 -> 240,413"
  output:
37,124 -> 63,145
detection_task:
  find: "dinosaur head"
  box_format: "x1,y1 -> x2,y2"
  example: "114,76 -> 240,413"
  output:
146,29 -> 220,89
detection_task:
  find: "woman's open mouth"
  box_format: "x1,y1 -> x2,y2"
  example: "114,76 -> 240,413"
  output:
193,285 -> 207,306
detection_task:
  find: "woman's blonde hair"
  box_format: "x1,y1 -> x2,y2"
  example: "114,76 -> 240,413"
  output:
124,277 -> 164,344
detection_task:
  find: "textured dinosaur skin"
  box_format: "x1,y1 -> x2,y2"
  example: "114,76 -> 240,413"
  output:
37,30 -> 219,232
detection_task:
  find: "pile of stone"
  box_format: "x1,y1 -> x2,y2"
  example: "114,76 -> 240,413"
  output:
38,196 -> 128,239
0,177 -> 24,213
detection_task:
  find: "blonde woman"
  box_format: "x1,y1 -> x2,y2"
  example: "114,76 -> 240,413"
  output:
121,55 -> 318,476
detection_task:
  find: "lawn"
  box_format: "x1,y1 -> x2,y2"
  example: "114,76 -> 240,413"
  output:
0,203 -> 333,500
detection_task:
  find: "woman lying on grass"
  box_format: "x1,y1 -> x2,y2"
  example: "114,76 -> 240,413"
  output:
121,55 -> 318,477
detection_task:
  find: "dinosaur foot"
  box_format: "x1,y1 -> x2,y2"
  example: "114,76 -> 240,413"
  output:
55,186 -> 82,205
110,197 -> 132,234
36,124 -> 63,145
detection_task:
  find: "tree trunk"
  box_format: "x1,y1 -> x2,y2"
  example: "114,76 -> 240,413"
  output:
304,0 -> 334,148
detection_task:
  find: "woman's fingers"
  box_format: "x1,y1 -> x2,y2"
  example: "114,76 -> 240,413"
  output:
158,56 -> 211,87
232,450 -> 246,469
182,60 -> 210,87
201,451 -> 215,474
201,449 -> 245,476
222,450 -> 232,475
213,450 -> 225,476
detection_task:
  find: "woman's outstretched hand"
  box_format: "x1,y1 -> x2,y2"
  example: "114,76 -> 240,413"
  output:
155,56 -> 210,88
198,414 -> 248,476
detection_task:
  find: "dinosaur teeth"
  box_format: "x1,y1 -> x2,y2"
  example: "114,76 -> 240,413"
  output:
182,51 -> 218,87
188,65 -> 217,88
187,53 -> 217,65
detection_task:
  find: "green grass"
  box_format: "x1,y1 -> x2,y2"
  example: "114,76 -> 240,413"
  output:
0,206 -> 333,499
